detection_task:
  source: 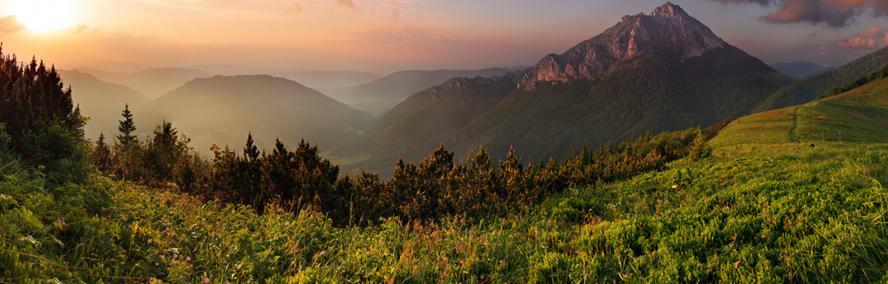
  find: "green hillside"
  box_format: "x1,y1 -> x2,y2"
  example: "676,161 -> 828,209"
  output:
5,75 -> 888,282
5,142 -> 887,282
756,46 -> 888,111
713,77 -> 888,147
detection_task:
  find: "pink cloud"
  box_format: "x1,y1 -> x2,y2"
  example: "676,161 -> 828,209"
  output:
706,0 -> 888,27
837,26 -> 887,49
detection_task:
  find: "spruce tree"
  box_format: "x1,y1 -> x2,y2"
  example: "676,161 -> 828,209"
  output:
244,133 -> 260,162
117,104 -> 138,147
92,133 -> 113,173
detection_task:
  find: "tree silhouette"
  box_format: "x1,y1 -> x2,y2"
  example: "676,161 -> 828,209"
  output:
92,133 -> 113,173
0,48 -> 87,182
116,104 -> 137,147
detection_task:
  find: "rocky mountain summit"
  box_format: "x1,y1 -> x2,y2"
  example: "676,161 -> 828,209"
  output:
518,2 -> 728,89
354,2 -> 788,174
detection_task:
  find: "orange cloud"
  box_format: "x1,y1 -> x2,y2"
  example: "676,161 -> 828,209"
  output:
837,26 -> 886,49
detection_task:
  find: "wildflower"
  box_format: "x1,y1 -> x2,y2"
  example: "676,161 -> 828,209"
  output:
186,256 -> 192,262
173,253 -> 179,260
203,277 -> 210,284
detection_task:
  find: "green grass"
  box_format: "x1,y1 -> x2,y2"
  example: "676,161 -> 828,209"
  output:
712,77 -> 888,148
4,80 -> 888,282
4,142 -> 887,282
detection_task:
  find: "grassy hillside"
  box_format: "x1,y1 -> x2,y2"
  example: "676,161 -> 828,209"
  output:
5,134 -> 887,282
5,79 -> 888,282
756,46 -> 888,111
713,77 -> 888,147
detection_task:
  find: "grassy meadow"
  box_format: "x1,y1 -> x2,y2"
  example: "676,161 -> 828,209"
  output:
3,81 -> 888,282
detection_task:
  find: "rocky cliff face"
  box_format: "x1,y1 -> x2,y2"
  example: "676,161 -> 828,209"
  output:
518,2 -> 727,89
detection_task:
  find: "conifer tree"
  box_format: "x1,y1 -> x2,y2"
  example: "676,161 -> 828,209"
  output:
116,104 -> 137,147
92,133 -> 113,173
244,133 -> 260,162
501,146 -> 526,202
0,49 -> 87,182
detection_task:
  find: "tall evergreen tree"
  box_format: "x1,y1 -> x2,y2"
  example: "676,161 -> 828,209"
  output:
113,104 -> 142,180
143,121 -> 191,185
239,133 -> 264,210
244,133 -> 260,162
92,133 -> 113,173
116,104 -> 137,147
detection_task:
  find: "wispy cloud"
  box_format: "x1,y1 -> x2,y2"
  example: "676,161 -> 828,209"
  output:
704,0 -> 888,27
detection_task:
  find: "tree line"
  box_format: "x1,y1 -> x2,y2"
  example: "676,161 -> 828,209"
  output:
93,105 -> 716,226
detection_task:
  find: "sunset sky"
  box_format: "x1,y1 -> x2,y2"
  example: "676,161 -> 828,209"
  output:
1,0 -> 887,74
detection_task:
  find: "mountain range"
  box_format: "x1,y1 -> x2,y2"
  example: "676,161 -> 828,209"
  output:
771,61 -> 831,79
57,2 -> 888,174
349,2 -> 790,173
326,68 -> 515,116
81,67 -> 210,99
148,75 -> 374,153
59,70 -> 150,139
280,70 -> 380,90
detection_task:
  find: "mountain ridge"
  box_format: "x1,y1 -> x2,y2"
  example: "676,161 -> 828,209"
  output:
327,67 -> 514,116
518,2 -> 729,90
149,74 -> 373,153
351,2 -> 789,173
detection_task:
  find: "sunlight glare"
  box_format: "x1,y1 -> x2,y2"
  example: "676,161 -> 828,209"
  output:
9,0 -> 78,33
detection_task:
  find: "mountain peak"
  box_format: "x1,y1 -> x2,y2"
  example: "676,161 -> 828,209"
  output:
518,2 -> 729,90
650,2 -> 686,18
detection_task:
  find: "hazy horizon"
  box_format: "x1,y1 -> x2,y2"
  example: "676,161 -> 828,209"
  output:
1,0 -> 888,75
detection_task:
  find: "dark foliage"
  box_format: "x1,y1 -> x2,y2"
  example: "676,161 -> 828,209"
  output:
91,133 -> 112,172
0,48 -> 88,183
97,104 -> 722,226
826,67 -> 888,97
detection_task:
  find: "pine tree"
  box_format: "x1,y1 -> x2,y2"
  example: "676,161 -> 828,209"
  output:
143,121 -> 190,185
501,146 -> 526,203
244,133 -> 260,162
116,104 -> 137,147
92,133 -> 113,173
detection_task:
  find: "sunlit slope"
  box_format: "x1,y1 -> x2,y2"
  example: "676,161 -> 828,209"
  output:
712,77 -> 888,148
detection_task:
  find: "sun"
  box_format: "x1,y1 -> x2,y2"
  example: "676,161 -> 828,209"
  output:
9,0 -> 78,33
